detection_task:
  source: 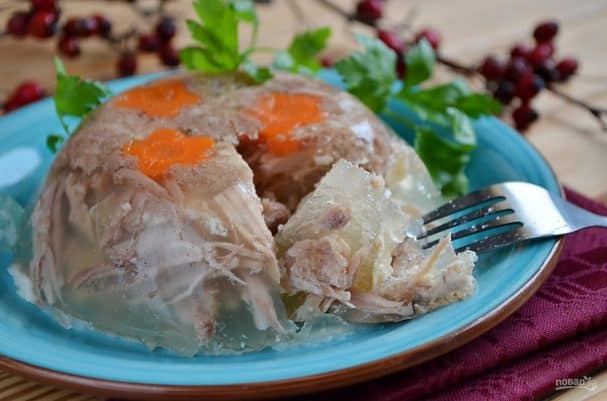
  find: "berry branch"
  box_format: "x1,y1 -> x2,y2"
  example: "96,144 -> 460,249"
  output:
1,0 -> 181,112
437,55 -> 607,132
548,86 -> 607,131
313,0 -> 606,132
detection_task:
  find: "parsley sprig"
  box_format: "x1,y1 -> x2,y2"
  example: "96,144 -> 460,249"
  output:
335,36 -> 502,197
334,33 -> 396,112
48,58 -> 110,152
179,0 -> 271,82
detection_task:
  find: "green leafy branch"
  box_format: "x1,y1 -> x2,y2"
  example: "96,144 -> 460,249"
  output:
179,0 -> 271,82
180,0 -> 331,82
335,36 -> 502,197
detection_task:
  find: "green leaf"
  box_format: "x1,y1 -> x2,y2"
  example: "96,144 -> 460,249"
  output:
50,58 -> 109,152
404,39 -> 435,87
288,27 -> 331,71
398,81 -> 501,126
240,59 -> 273,83
192,0 -> 239,55
455,93 -> 502,118
407,81 -> 469,105
180,46 -> 225,72
54,58 -> 109,123
447,108 -> 476,148
183,0 -> 249,74
184,21 -> 240,69
334,33 -> 397,112
414,128 -> 471,197
273,27 -> 331,74
46,134 -> 65,153
183,0 -> 271,81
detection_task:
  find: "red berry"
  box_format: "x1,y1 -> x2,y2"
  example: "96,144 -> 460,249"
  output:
504,57 -> 531,82
93,14 -> 112,38
555,57 -> 579,81
533,20 -> 559,43
6,12 -> 30,37
155,16 -> 176,41
510,43 -> 532,60
493,80 -> 515,105
58,35 -> 80,58
515,72 -> 545,100
512,103 -> 539,131
138,33 -> 160,53
159,44 -> 180,67
479,56 -> 506,80
28,11 -> 58,38
415,28 -> 442,50
320,55 -> 334,68
31,0 -> 56,12
355,0 -> 383,25
78,17 -> 98,37
528,43 -> 553,67
117,52 -> 137,77
62,17 -> 97,37
4,81 -> 46,112
62,18 -> 81,36
534,59 -> 558,82
377,29 -> 404,53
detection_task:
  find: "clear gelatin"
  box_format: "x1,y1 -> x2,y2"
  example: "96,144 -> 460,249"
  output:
9,71 -> 476,355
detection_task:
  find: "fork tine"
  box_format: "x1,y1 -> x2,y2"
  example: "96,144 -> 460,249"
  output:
455,227 -> 528,254
417,204 -> 513,240
422,188 -> 505,224
421,214 -> 520,249
451,213 -> 520,241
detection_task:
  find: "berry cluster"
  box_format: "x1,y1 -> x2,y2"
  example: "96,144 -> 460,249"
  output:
2,0 -> 180,113
6,0 -> 60,39
117,15 -> 180,78
478,20 -> 579,131
58,15 -> 112,58
345,1 -> 586,133
133,16 -> 180,74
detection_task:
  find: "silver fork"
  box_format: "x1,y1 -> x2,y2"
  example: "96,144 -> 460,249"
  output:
417,182 -> 605,254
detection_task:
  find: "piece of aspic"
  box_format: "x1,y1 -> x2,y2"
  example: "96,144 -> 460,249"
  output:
275,159 -> 477,322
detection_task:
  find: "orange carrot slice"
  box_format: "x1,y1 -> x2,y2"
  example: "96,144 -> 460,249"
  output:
123,128 -> 214,179
113,79 -> 200,118
246,93 -> 326,156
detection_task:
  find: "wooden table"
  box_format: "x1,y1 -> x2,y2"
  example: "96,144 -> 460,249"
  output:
1,0 -> 606,400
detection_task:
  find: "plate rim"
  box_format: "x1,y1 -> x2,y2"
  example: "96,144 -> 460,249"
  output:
0,73 -> 565,400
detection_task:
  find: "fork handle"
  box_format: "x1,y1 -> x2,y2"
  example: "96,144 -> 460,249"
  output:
553,196 -> 607,231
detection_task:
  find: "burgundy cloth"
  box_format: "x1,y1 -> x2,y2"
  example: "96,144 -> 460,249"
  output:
290,188 -> 607,401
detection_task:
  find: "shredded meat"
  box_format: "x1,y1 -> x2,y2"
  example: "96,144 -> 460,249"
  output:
283,235 -> 355,303
344,292 -> 415,323
261,197 -> 290,233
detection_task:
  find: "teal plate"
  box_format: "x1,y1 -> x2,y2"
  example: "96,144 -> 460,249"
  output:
0,72 -> 563,400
